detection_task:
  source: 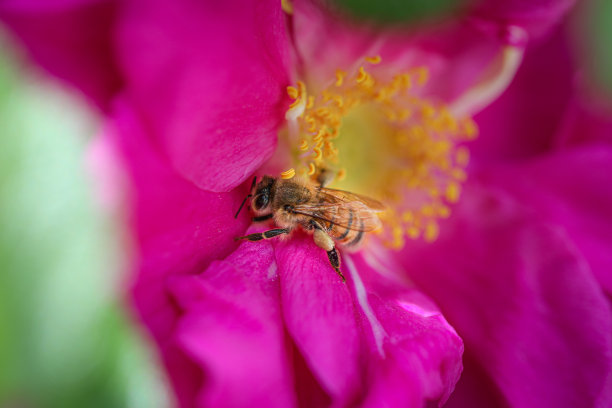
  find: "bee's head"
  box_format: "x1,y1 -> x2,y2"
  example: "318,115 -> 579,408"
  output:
234,176 -> 276,219
251,176 -> 275,215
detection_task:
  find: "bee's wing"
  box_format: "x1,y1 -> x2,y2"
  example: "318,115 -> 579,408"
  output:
291,188 -> 384,232
318,187 -> 386,211
291,201 -> 383,232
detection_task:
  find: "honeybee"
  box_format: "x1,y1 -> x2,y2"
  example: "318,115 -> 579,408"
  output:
234,174 -> 384,282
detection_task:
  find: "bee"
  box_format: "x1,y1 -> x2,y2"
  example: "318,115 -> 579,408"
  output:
234,174 -> 384,282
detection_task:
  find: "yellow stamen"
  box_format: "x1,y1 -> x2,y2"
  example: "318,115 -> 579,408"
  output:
286,81 -> 307,120
445,182 -> 461,203
313,129 -> 325,142
415,67 -> 429,85
401,211 -> 414,222
305,116 -> 316,132
407,226 -> 420,239
282,62 -> 477,248
421,205 -> 435,217
437,205 -> 450,218
306,96 -> 315,109
281,168 -> 296,179
451,168 -> 467,181
299,139 -> 309,151
335,70 -> 346,87
332,95 -> 344,108
424,221 -> 439,242
461,118 -> 478,140
287,85 -> 299,99
356,66 -> 368,83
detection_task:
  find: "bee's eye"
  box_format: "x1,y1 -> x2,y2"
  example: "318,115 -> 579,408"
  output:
254,194 -> 269,210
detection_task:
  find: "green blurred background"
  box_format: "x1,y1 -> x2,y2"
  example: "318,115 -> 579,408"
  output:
0,29 -> 169,408
0,0 -> 610,407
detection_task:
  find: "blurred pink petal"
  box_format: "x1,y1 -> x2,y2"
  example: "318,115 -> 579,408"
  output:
275,232 -> 464,407
556,98 -> 612,148
444,353 -> 507,408
487,146 -> 612,297
108,100 -> 249,407
291,0 -> 505,103
115,0 -> 292,192
350,254 -> 464,407
275,232 -> 362,404
472,0 -> 577,37
399,176 -> 612,407
470,25 -> 574,163
168,240 -> 296,408
0,0 -> 122,110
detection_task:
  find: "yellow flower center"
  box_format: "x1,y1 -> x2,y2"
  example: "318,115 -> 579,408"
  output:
283,57 -> 478,249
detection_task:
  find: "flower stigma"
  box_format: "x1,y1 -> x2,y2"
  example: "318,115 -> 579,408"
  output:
283,57 -> 478,249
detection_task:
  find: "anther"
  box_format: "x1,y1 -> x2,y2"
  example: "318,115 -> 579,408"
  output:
424,221 -> 439,242
287,87 -> 298,100
335,70 -> 346,87
306,116 -> 317,132
461,118 -> 478,139
281,168 -> 296,179
445,182 -> 461,203
356,66 -> 368,83
415,67 -> 429,85
313,129 -> 325,142
306,96 -> 315,109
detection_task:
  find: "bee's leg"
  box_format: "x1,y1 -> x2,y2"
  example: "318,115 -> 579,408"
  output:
235,228 -> 289,242
326,248 -> 344,283
317,168 -> 335,188
311,221 -> 345,282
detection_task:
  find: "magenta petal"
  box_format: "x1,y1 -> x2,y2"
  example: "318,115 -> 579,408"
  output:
349,254 -> 464,407
108,100 -> 250,406
399,181 -> 612,407
556,98 -> 612,148
485,146 -> 612,298
444,353 -> 507,408
470,25 -> 574,163
471,0 -> 577,37
275,231 -> 464,407
167,239 -> 296,408
111,100 -> 248,277
0,0 -> 122,110
368,295 -> 463,406
292,0 -> 501,103
274,232 -> 361,404
115,0 -> 292,192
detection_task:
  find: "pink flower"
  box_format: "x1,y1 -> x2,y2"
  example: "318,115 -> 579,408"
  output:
3,0 -> 611,407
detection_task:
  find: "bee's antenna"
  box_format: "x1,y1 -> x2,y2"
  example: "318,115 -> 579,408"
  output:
234,176 -> 257,218
234,195 -> 251,219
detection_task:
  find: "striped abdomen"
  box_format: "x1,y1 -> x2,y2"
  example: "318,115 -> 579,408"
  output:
325,208 -> 366,248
